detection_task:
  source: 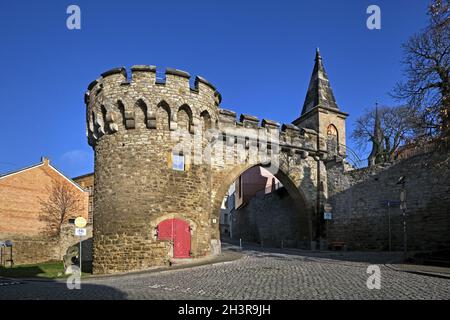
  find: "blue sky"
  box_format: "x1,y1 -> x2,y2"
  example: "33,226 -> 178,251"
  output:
0,0 -> 430,177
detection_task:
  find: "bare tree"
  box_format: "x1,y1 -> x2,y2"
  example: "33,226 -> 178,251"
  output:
352,105 -> 415,162
39,180 -> 83,236
392,0 -> 450,137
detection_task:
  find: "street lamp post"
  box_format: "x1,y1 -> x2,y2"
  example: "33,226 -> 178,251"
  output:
380,200 -> 400,252
387,202 -> 392,252
397,176 -> 407,261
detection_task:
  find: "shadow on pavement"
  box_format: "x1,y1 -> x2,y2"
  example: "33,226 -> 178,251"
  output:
0,266 -> 44,278
0,276 -> 128,300
221,239 -> 404,264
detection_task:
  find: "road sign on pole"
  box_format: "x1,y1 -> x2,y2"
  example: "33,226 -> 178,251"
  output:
380,200 -> 400,252
397,176 -> 407,261
75,217 -> 87,228
75,228 -> 87,236
74,226 -> 86,275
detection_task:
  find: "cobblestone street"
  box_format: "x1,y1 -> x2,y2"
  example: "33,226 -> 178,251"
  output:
0,247 -> 449,300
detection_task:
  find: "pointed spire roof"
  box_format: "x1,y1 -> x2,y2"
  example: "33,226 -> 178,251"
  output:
301,48 -> 339,115
373,103 -> 383,145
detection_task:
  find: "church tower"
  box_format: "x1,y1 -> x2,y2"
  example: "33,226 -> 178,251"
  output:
293,49 -> 348,157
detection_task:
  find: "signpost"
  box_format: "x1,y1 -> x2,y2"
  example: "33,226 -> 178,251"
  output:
0,241 -> 13,267
397,176 -> 407,261
380,200 -> 400,252
74,217 -> 87,274
323,203 -> 333,245
75,228 -> 87,236
400,189 -> 407,261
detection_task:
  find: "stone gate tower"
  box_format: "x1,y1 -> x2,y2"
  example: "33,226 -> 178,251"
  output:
85,51 -> 349,274
85,67 -> 221,274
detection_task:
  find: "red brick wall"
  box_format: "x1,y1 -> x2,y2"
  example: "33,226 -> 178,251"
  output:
0,160 -> 89,238
235,167 -> 280,209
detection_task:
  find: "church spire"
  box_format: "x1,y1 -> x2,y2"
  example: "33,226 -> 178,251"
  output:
368,103 -> 384,166
301,48 -> 339,115
315,47 -> 321,60
374,104 -> 383,142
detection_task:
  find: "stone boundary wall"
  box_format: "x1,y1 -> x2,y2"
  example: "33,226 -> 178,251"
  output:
327,149 -> 450,252
0,225 -> 93,265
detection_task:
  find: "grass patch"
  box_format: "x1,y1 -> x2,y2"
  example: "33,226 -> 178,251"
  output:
0,261 -> 91,279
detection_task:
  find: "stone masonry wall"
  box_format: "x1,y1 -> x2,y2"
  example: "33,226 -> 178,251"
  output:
327,149 -> 450,252
1,225 -> 93,265
231,187 -> 303,248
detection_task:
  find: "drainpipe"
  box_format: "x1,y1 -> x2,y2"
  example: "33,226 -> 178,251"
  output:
316,157 -> 321,244
316,133 -> 322,248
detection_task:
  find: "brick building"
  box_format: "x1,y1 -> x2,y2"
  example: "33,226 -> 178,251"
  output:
220,167 -> 283,241
234,166 -> 281,209
72,172 -> 94,224
0,157 -> 89,264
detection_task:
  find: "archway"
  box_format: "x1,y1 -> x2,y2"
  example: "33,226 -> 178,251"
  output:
212,163 -> 313,251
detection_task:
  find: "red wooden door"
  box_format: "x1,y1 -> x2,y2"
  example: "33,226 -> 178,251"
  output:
173,219 -> 190,258
157,218 -> 190,258
157,219 -> 174,240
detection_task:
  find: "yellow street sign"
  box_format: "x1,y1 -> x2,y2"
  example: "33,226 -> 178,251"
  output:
75,216 -> 87,228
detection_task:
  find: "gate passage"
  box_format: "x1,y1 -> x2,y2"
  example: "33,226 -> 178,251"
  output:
157,219 -> 191,258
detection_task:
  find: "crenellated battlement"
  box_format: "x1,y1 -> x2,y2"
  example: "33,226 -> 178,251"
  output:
85,66 -> 222,146
215,108 -> 323,155
85,66 -> 221,105
85,65 -> 325,160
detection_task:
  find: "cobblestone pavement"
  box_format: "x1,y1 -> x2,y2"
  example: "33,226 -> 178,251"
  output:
0,248 -> 449,300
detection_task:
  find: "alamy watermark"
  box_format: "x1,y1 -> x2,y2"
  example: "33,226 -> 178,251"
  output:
66,5 -> 81,30
66,265 -> 81,290
366,265 -> 381,290
167,125 -> 282,174
367,5 -> 381,30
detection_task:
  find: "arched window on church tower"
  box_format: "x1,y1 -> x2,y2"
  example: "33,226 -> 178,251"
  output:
327,124 -> 339,156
